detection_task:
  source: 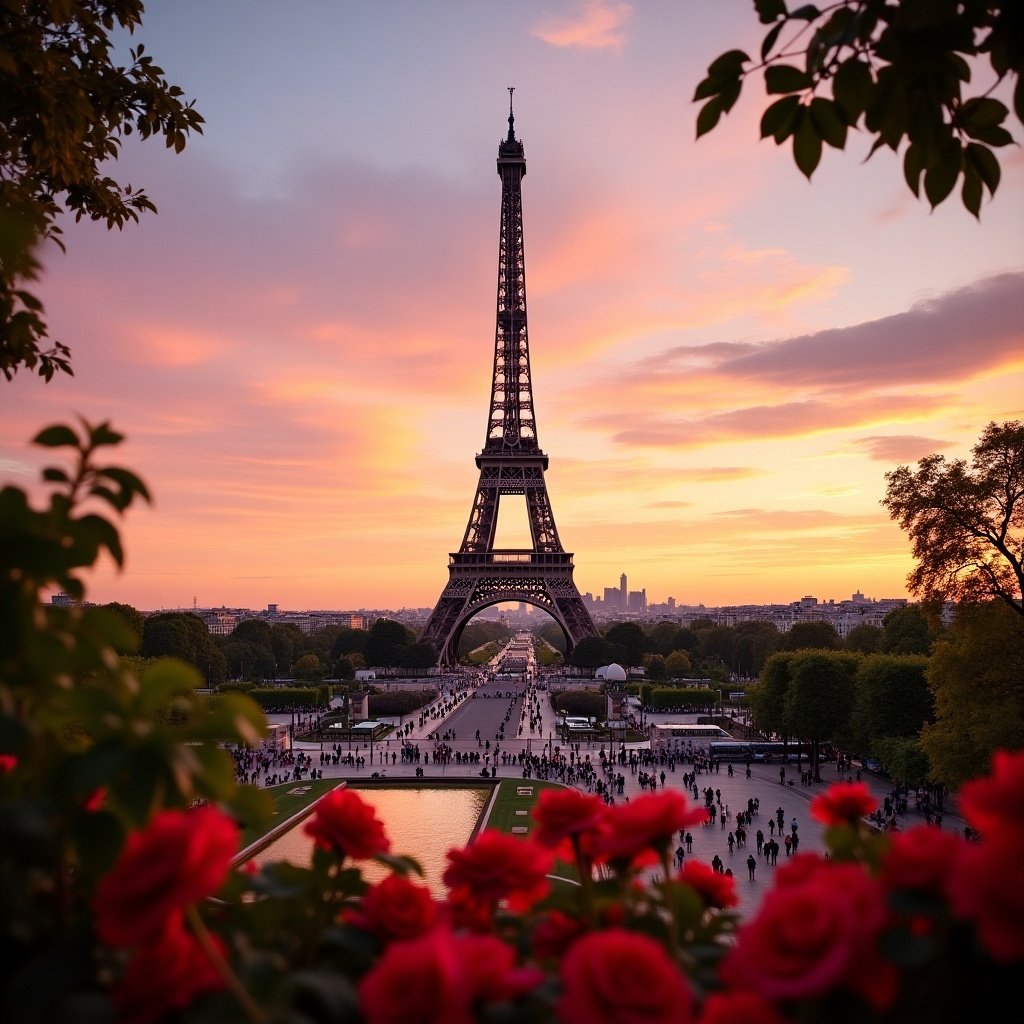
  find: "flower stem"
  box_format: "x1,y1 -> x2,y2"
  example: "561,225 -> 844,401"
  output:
187,904 -> 267,1024
659,848 -> 682,961
572,836 -> 596,924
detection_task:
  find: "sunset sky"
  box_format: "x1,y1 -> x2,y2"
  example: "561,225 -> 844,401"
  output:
3,0 -> 1023,616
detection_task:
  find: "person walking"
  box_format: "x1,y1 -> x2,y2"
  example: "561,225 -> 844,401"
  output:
727,831 -> 735,852
747,853 -> 757,881
756,828 -> 764,854
685,831 -> 693,853
784,833 -> 792,857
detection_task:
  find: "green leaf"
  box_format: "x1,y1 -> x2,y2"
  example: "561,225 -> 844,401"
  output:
793,114 -> 822,178
760,95 -> 801,142
33,424 -> 80,448
693,75 -> 719,102
77,513 -> 124,566
98,466 -> 152,504
923,146 -> 962,209
765,64 -> 810,94
966,125 -> 1013,148
903,143 -> 925,197
707,49 -> 750,78
809,97 -> 847,148
832,58 -> 872,121
789,4 -> 820,20
87,421 -> 125,448
961,163 -> 982,218
696,96 -> 723,139
965,143 -> 1000,194
42,467 -> 70,483
959,97 -> 1009,131
1014,75 -> 1024,125
755,0 -> 787,24
718,79 -> 742,114
761,21 -> 784,61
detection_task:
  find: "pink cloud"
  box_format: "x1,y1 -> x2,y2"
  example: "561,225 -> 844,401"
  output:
532,1 -> 633,52
847,434 -> 956,463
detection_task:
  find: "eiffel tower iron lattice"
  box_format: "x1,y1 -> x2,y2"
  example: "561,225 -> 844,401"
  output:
421,91 -> 600,666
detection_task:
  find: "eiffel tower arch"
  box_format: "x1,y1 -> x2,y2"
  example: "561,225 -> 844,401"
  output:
421,91 -> 600,667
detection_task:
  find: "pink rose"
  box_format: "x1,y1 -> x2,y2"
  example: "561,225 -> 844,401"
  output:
304,787 -> 391,860
557,929 -> 695,1024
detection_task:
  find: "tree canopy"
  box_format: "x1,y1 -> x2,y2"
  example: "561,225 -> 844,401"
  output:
1,0 -> 204,379
920,600 -> 1024,787
694,0 -> 1022,216
882,420 -> 1024,616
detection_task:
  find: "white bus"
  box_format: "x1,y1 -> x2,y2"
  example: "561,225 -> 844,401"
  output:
558,716 -> 596,732
649,722 -> 730,754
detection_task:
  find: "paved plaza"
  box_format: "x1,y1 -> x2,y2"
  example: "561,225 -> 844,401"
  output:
274,676 -> 965,922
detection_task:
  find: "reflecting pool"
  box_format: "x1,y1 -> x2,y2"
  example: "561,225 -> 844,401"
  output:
251,786 -> 490,896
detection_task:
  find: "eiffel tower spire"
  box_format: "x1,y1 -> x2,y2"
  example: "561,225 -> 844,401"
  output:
420,96 -> 599,666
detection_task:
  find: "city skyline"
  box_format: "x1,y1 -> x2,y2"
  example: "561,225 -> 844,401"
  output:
3,1 -> 1023,614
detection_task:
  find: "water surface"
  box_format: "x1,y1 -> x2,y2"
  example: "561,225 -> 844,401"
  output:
252,786 -> 490,896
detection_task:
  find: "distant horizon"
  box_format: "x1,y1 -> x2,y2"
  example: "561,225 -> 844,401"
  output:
69,586 -> 913,617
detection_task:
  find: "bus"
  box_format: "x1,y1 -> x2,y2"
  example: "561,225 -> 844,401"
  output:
649,723 -> 730,754
709,740 -> 813,763
707,741 -> 754,762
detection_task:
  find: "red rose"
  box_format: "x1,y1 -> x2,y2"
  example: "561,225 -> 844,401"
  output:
532,786 -> 607,857
677,860 -> 738,909
810,782 -> 876,826
304,787 -> 391,860
353,874 -> 439,943
93,806 -> 239,947
958,749 -> 1024,843
557,928 -> 695,1024
696,990 -> 791,1024
359,928 -> 536,1024
0,754 -> 16,773
590,791 -> 708,868
111,923 -> 226,1024
443,829 -> 552,911
531,909 -> 588,962
771,852 -> 830,888
880,824 -> 966,894
948,834 -> 1024,962
722,863 -> 895,1007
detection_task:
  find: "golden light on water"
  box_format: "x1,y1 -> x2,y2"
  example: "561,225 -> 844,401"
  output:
251,786 -> 491,896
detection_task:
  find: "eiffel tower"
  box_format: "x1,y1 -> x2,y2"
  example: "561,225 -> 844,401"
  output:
421,90 -> 600,667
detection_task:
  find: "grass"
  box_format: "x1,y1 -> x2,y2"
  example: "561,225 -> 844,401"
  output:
238,777 -> 340,850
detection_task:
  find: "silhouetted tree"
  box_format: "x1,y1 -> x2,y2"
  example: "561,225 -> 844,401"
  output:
883,421 -> 1024,617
